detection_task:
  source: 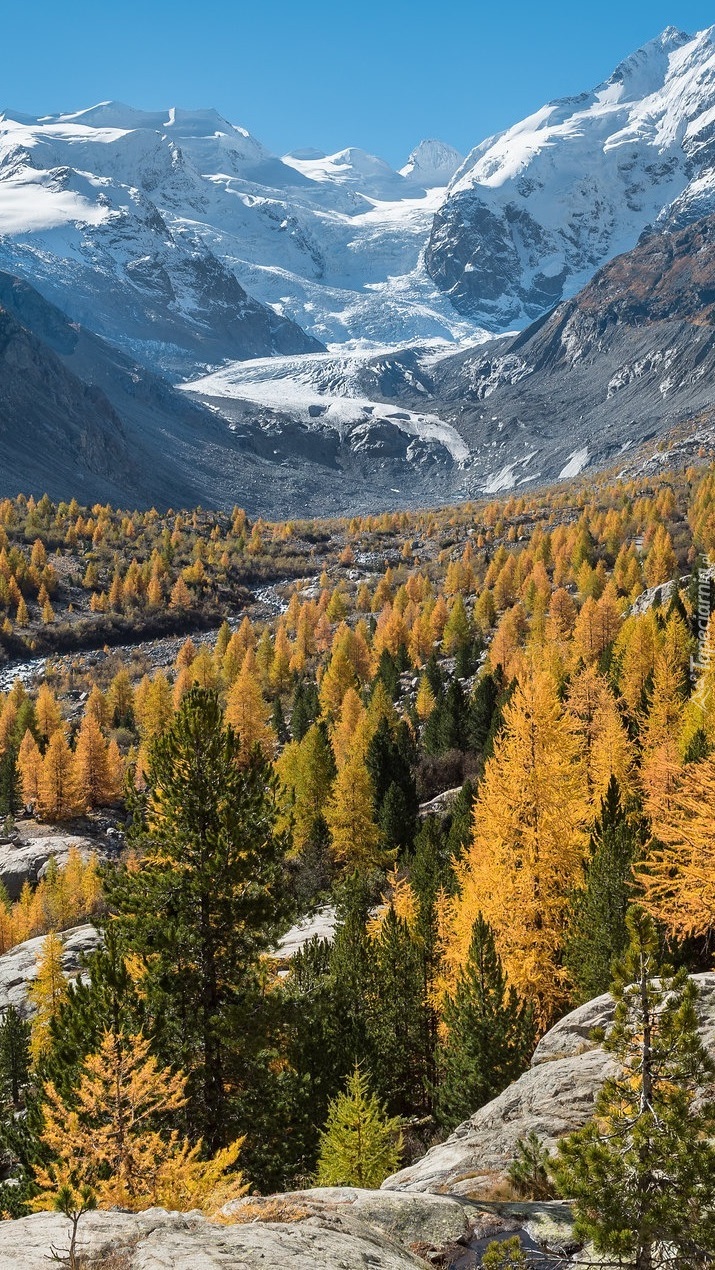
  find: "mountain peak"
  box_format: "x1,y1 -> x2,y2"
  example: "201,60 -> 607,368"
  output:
400,139 -> 464,186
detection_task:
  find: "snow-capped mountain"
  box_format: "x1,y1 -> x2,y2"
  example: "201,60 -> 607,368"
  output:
0,103 -> 468,373
400,140 -> 465,187
6,27 -> 715,513
427,25 -> 715,328
6,26 -> 715,382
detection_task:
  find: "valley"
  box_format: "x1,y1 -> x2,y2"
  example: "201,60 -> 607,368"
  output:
2,19 -> 715,1269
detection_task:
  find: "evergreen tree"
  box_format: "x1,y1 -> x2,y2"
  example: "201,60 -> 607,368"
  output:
290,679 -> 319,742
0,746 -> 19,817
280,936 -> 346,1180
366,907 -> 429,1116
315,1066 -> 402,1189
482,1237 -> 527,1268
377,782 -> 414,853
271,696 -> 289,745
104,686 -> 291,1155
0,1006 -> 31,1109
423,676 -> 468,754
445,779 -> 475,858
564,778 -> 640,1002
366,717 -> 418,849
42,924 -> 144,1101
554,908 -> 715,1269
467,670 -> 500,746
372,649 -> 401,701
437,915 -> 535,1129
327,871 -> 375,1069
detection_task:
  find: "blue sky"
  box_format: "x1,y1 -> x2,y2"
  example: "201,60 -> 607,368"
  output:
4,2 -> 715,165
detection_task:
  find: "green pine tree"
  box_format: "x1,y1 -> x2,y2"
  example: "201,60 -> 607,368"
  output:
0,1005 -> 36,1217
41,923 -> 144,1101
290,679 -> 319,742
366,716 -> 418,842
564,777 -> 639,1002
315,1065 -> 402,1189
437,914 -> 535,1129
0,1006 -> 31,1109
553,907 -> 715,1269
366,907 -> 430,1116
104,686 -> 292,1157
271,696 -> 290,744
445,779 -> 475,858
467,668 -> 502,752
482,1237 -> 528,1268
0,747 -> 19,818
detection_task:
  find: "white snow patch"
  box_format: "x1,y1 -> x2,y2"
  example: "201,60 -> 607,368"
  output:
559,447 -> 590,479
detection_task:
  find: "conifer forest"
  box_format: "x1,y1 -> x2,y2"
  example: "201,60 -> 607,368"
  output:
0,466 -> 714,1266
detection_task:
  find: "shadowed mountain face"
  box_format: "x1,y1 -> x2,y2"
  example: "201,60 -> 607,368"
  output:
0,273 -> 464,514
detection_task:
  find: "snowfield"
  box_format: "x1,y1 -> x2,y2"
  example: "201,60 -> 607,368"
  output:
0,104 -> 471,361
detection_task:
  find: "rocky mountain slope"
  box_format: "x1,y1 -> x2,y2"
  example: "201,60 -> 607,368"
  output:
6,206 -> 715,511
0,270 -> 467,512
347,212 -> 715,493
427,26 -> 715,328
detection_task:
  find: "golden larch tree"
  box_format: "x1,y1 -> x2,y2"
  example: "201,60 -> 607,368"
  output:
73,715 -> 116,810
18,729 -> 43,808
325,753 -> 386,870
33,1029 -> 247,1215
28,933 -> 69,1064
445,667 -> 590,1026
224,648 -> 274,765
638,753 -> 715,939
39,730 -> 80,821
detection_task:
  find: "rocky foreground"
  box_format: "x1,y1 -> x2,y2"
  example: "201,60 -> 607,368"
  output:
0,1192 -> 578,1269
3,978 -> 714,1266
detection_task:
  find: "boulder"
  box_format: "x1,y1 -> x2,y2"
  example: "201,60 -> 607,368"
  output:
0,1206 -> 431,1269
274,905 -> 336,960
0,830 -> 96,901
383,973 -> 715,1196
0,923 -> 100,1016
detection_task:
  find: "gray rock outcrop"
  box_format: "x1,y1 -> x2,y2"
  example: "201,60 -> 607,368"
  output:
0,923 -> 99,1016
383,974 -> 715,1196
0,1205 -> 431,1269
223,1186 -> 472,1247
274,905 -> 336,961
0,828 -> 96,901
